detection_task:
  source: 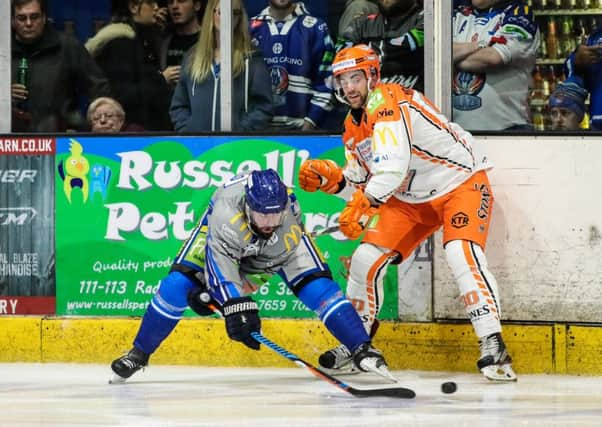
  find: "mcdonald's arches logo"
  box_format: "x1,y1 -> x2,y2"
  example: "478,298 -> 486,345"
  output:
372,126 -> 399,149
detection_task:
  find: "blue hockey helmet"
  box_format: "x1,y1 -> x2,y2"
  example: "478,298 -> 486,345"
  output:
245,169 -> 288,234
245,169 -> 288,214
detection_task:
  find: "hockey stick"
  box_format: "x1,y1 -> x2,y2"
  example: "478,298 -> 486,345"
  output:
250,331 -> 415,399
307,224 -> 340,238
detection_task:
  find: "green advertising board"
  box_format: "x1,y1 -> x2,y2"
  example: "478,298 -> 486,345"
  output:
55,135 -> 398,318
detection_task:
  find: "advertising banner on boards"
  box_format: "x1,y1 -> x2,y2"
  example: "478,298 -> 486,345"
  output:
55,135 -> 403,318
0,136 -> 56,315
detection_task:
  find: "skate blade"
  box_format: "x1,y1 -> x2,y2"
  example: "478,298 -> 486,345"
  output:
481,363 -> 518,382
372,366 -> 398,383
319,363 -> 361,377
359,360 -> 398,384
108,373 -> 127,384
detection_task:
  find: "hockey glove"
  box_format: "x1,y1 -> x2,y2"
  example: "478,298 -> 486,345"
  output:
187,287 -> 220,317
298,159 -> 344,194
339,190 -> 376,240
223,296 -> 261,350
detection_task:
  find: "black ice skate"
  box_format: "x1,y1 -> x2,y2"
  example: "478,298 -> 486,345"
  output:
318,344 -> 359,375
477,333 -> 517,382
352,343 -> 396,383
109,347 -> 149,384
318,321 -> 381,376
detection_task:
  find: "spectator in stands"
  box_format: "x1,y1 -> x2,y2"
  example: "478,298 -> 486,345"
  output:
336,0 -> 378,40
87,96 -> 145,132
452,0 -> 539,131
85,0 -> 173,131
337,0 -> 424,91
11,0 -> 111,132
564,26 -> 602,131
325,0 -> 347,40
250,1 -> 334,131
169,0 -> 273,131
547,78 -> 588,131
160,0 -> 203,88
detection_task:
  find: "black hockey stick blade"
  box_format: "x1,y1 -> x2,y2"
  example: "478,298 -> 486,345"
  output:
251,332 -> 415,399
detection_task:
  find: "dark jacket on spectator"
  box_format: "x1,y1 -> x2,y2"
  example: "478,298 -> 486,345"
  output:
338,5 -> 424,91
86,22 -> 173,131
11,25 -> 111,132
169,50 -> 273,132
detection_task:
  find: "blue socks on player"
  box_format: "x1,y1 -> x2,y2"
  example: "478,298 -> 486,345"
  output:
133,271 -> 195,355
297,277 -> 369,352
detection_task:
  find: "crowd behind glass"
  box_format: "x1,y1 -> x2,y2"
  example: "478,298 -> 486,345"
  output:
10,0 -> 602,134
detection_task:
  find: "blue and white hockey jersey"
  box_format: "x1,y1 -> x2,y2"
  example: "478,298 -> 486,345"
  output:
250,2 -> 334,129
452,2 -> 539,131
565,27 -> 602,131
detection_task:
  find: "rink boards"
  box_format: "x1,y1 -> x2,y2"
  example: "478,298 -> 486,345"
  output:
2,135 -> 602,377
1,317 -> 601,375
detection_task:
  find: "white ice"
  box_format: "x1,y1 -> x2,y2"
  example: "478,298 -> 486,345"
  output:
1,363 -> 601,427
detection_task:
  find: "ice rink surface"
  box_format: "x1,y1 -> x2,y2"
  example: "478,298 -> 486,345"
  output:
1,363 -> 601,427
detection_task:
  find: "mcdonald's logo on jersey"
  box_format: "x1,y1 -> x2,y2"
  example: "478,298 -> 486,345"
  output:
282,224 -> 303,252
372,126 -> 399,149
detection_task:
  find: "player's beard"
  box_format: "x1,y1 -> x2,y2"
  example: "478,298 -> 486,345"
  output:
343,86 -> 368,109
250,223 -> 276,239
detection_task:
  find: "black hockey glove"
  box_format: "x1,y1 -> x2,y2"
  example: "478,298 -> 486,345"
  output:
187,287 -> 220,317
223,296 -> 261,350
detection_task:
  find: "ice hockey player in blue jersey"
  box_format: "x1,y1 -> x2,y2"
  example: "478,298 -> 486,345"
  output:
249,1 -> 334,131
110,169 -> 390,383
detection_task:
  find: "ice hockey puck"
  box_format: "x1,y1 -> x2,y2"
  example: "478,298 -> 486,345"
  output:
441,381 -> 457,394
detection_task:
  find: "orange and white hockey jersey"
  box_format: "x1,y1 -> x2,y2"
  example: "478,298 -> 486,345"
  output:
341,83 -> 491,204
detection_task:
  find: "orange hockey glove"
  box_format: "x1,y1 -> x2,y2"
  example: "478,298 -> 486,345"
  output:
298,159 -> 343,194
339,190 -> 376,240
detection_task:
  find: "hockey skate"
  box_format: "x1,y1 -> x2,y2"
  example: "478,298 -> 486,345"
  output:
318,344 -> 360,376
477,333 -> 517,382
318,321 -> 381,376
352,343 -> 397,383
109,347 -> 149,384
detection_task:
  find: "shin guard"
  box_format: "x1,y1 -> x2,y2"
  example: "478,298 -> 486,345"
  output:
297,277 -> 369,352
346,243 -> 396,335
133,271 -> 196,355
445,239 -> 502,338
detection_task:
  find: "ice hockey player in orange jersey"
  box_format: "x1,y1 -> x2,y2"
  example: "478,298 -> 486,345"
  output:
298,44 -> 517,382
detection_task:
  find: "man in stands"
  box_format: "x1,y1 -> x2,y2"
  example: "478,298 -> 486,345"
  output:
11,0 -> 110,132
548,78 -> 589,131
160,0 -> 203,88
250,1 -> 335,131
452,0 -> 539,131
565,24 -> 602,130
337,0 -> 424,91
